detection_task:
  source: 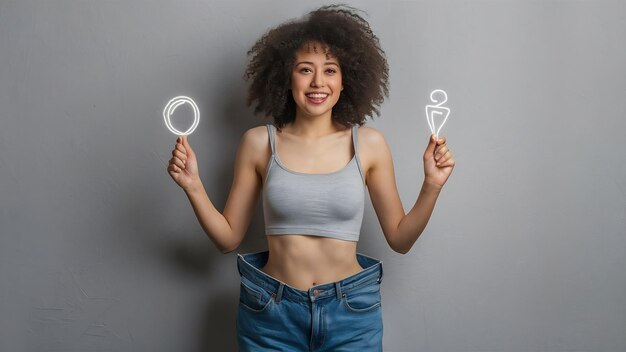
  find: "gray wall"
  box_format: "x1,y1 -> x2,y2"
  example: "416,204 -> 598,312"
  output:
1,1 -> 624,351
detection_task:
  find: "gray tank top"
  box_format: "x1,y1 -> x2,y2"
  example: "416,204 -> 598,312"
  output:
262,123 -> 366,241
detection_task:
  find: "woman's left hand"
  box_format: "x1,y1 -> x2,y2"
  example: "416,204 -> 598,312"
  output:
423,134 -> 455,189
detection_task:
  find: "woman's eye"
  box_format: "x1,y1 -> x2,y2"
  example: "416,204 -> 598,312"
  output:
300,68 -> 312,73
325,69 -> 337,74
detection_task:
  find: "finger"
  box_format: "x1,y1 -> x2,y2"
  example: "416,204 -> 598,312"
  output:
175,142 -> 187,155
437,136 -> 447,145
437,158 -> 456,168
436,151 -> 453,165
172,149 -> 187,164
170,157 -> 185,170
434,146 -> 449,161
181,135 -> 195,157
168,164 -> 180,174
425,134 -> 437,155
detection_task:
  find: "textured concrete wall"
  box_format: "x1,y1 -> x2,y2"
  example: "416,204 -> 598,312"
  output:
1,1 -> 625,351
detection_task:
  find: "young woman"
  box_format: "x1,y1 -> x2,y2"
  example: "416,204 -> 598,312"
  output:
167,5 -> 455,351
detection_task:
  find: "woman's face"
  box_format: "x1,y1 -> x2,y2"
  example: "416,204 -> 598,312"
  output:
291,42 -> 343,120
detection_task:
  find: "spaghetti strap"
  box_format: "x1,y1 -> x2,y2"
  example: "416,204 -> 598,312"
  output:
351,125 -> 359,157
266,124 -> 276,155
352,125 -> 365,185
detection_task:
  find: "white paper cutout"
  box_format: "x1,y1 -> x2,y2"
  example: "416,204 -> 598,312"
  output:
163,96 -> 200,136
425,89 -> 450,139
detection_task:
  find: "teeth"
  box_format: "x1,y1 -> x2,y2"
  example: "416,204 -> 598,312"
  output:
306,93 -> 328,99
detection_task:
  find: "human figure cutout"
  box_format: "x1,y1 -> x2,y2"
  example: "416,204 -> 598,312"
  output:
425,89 -> 450,139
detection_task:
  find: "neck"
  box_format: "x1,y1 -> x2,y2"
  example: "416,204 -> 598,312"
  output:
290,110 -> 342,138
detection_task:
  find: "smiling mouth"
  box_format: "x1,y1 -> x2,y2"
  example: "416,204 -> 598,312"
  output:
305,93 -> 329,104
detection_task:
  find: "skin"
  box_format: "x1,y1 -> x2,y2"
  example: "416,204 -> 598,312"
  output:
167,42 -> 455,291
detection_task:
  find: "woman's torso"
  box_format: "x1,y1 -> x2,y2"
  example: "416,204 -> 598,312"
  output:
264,235 -> 364,291
254,123 -> 369,291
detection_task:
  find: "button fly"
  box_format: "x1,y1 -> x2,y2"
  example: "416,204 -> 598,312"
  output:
313,289 -> 319,296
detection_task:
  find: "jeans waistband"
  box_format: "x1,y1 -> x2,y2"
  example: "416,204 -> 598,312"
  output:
237,250 -> 383,303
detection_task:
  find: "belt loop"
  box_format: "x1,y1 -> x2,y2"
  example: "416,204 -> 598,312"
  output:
275,283 -> 284,303
335,282 -> 342,300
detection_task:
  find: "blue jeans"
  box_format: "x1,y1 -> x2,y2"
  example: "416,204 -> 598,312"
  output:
236,250 -> 384,351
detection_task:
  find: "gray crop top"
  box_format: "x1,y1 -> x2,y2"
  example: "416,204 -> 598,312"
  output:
262,123 -> 366,242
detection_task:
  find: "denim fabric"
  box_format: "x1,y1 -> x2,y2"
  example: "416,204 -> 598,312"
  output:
236,250 -> 384,352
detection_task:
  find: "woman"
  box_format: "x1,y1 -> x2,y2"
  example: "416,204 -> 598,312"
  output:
167,5 -> 455,351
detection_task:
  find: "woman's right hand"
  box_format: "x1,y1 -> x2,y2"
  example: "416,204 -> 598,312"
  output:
167,135 -> 201,192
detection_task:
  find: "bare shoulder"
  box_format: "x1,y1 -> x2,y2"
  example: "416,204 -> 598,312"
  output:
241,125 -> 270,148
357,125 -> 387,147
358,126 -> 390,158
356,126 -> 392,177
238,125 -> 272,175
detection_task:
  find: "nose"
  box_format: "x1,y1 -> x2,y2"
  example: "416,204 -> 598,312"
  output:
311,70 -> 324,88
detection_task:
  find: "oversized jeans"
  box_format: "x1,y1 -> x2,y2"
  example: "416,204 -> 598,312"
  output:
236,250 -> 384,351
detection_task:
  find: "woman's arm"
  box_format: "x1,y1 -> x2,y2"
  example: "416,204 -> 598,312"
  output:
176,128 -> 265,253
363,128 -> 455,254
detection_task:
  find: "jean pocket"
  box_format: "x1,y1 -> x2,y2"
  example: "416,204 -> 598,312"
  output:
341,282 -> 381,313
239,277 -> 273,313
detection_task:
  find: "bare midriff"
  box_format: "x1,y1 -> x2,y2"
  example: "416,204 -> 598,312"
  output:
261,234 -> 364,291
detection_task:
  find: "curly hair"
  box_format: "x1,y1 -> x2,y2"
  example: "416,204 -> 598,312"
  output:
245,4 -> 389,129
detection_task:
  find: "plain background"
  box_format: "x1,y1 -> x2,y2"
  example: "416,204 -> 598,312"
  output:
1,1 -> 625,351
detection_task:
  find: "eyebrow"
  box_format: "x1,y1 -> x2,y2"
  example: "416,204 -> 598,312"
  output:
295,61 -> 340,67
